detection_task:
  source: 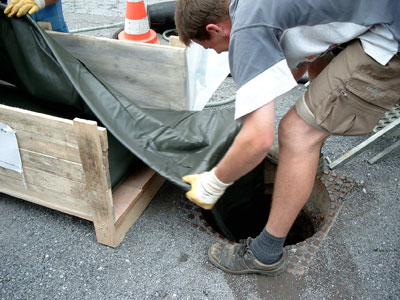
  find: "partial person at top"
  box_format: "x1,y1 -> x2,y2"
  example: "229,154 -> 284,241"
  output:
2,0 -> 68,32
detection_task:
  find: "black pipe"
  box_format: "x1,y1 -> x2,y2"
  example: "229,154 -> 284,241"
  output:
148,1 -> 176,33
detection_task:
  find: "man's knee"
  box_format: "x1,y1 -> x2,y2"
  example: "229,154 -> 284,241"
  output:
278,108 -> 305,146
278,107 -> 328,150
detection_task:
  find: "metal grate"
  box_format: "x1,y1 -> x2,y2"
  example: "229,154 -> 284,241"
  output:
373,103 -> 400,133
328,103 -> 400,168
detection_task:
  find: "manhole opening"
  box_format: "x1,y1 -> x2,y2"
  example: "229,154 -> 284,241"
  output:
201,160 -> 330,246
202,193 -> 317,246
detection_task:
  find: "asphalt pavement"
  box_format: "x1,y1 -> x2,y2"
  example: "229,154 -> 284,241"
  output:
1,1 -> 399,299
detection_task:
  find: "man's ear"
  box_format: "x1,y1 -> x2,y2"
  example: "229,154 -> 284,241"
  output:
205,24 -> 223,35
206,19 -> 231,37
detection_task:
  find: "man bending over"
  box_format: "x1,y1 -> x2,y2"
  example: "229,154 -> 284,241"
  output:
176,0 -> 400,276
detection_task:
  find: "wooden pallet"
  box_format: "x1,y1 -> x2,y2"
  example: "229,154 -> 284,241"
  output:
0,104 -> 164,247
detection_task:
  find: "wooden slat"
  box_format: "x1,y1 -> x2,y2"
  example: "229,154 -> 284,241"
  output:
112,163 -> 156,222
0,173 -> 91,220
112,184 -> 142,223
0,104 -> 77,144
48,32 -> 189,110
98,127 -> 108,152
20,149 -> 85,182
0,166 -> 88,198
113,173 -> 165,247
97,127 -> 111,191
16,129 -> 81,163
1,104 -> 107,163
73,118 -> 115,246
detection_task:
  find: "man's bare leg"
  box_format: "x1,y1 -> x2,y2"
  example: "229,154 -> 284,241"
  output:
248,106 -> 329,266
266,106 -> 329,237
208,106 -> 330,275
207,58 -> 332,273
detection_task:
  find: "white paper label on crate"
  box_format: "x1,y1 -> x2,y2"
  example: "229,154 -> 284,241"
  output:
0,122 -> 25,177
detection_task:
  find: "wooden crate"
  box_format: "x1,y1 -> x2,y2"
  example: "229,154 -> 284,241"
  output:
0,104 -> 165,247
48,32 -> 189,111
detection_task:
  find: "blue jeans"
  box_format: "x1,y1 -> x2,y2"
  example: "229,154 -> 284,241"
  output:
32,0 -> 69,32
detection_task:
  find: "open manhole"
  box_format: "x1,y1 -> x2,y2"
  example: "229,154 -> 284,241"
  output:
180,158 -> 354,276
201,159 -> 330,245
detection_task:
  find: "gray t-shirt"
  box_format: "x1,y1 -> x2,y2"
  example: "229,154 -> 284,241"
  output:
229,0 -> 400,119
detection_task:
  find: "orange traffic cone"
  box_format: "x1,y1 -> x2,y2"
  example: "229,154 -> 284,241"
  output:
118,0 -> 160,44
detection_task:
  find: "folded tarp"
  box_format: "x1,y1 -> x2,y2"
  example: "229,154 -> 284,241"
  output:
0,7 -> 268,241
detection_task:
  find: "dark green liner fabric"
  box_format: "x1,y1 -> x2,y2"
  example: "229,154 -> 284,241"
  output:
0,6 -> 268,241
0,5 -> 241,190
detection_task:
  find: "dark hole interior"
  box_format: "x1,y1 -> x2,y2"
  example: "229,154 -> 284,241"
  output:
202,193 -> 316,246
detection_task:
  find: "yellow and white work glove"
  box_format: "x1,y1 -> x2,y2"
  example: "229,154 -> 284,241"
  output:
4,0 -> 45,18
182,168 -> 233,210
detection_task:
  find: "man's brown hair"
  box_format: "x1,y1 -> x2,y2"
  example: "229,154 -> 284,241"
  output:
174,0 -> 230,46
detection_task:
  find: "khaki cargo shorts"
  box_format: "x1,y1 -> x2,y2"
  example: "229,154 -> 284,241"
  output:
296,40 -> 400,136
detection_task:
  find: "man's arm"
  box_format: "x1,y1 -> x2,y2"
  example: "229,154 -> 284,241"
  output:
182,100 -> 275,209
214,100 -> 275,183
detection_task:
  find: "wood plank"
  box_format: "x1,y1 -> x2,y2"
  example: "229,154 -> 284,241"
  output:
0,174 -> 92,220
98,127 -> 108,152
16,129 -> 81,163
112,163 -> 156,222
113,173 -> 165,247
97,126 -> 111,191
0,104 -> 77,144
73,118 -> 115,246
0,166 -> 88,198
49,32 -> 187,67
112,184 -> 142,222
117,163 -> 156,189
48,32 -> 189,110
20,149 -> 85,182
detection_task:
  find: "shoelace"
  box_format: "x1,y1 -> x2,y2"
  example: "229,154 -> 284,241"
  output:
237,238 -> 252,257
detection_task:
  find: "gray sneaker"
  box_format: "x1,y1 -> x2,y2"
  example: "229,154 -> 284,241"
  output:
208,238 -> 287,276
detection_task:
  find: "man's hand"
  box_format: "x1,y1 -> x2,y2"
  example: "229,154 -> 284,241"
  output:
4,0 -> 45,17
182,169 -> 233,210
